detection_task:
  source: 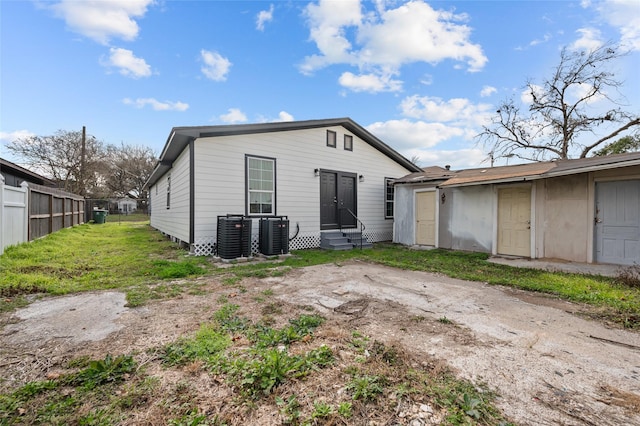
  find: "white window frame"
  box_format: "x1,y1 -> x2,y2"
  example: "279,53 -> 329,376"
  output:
385,177 -> 394,219
166,174 -> 171,209
246,155 -> 276,216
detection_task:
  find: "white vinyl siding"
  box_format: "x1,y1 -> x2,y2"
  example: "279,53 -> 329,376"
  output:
149,146 -> 190,244
192,126 -> 412,242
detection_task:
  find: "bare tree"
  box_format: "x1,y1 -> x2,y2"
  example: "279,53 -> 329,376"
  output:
105,143 -> 156,199
6,131 -> 156,201
479,42 -> 640,162
6,130 -> 107,196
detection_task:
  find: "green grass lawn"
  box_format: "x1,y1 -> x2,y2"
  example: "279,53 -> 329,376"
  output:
1,221 -> 638,425
0,221 -> 210,312
1,221 -> 638,327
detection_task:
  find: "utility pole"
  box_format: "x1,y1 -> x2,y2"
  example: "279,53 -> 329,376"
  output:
81,126 -> 86,196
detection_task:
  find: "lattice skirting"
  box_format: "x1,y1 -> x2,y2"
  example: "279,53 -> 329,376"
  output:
190,229 -> 392,256
364,229 -> 392,243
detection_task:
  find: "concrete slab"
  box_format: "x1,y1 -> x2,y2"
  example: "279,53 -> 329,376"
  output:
488,256 -> 624,277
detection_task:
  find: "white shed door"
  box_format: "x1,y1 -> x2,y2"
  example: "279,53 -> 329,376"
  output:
415,191 -> 436,246
497,187 -> 531,257
595,180 -> 640,265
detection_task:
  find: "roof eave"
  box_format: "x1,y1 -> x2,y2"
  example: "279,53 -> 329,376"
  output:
545,158 -> 640,178
441,174 -> 545,188
144,118 -> 421,189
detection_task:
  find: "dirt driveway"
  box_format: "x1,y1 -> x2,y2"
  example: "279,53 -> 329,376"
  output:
2,261 -> 639,425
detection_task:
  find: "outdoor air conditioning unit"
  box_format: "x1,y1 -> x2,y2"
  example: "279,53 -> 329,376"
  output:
259,216 -> 289,256
217,215 -> 252,259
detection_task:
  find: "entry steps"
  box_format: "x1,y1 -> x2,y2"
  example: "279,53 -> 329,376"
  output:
320,231 -> 373,250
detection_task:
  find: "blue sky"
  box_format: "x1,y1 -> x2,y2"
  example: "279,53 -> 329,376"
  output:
1,0 -> 639,169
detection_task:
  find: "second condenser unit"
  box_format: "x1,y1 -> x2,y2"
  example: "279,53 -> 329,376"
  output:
259,216 -> 289,255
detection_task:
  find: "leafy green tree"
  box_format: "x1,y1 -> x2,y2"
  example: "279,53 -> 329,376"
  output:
594,135 -> 640,156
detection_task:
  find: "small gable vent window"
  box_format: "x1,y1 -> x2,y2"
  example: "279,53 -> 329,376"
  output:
246,155 -> 276,215
344,134 -> 353,151
326,130 -> 336,148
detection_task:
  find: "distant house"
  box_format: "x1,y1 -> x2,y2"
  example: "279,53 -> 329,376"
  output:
145,118 -> 421,255
113,197 -> 137,214
394,153 -> 640,266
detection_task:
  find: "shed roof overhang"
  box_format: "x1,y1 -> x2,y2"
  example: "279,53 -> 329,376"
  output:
438,152 -> 640,188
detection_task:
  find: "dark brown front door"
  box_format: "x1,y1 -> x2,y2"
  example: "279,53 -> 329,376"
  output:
320,170 -> 357,230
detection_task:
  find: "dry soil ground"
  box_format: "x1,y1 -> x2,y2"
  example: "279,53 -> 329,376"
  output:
1,260 -> 639,425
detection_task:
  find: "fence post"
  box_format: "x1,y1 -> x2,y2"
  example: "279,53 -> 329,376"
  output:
0,175 -> 4,255
21,181 -> 29,243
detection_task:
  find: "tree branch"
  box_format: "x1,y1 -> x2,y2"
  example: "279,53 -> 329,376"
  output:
580,118 -> 640,157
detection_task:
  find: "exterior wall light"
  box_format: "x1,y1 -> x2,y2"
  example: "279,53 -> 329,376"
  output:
314,168 -> 320,177
359,174 -> 364,182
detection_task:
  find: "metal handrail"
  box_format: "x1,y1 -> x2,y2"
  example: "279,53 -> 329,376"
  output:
340,208 -> 366,249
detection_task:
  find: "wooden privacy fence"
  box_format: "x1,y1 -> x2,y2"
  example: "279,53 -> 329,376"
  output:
1,176 -> 85,255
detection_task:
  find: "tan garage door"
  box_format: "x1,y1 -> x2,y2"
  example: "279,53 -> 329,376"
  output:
415,191 -> 436,246
497,186 -> 531,257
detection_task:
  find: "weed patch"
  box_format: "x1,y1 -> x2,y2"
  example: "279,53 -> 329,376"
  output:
0,354 -> 139,425
161,305 -> 331,399
615,264 -> 640,289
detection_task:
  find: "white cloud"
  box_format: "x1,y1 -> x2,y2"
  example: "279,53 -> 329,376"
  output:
357,1 -> 487,72
257,111 -> 296,122
366,93 -> 497,168
367,119 -> 465,150
400,95 -> 493,127
103,47 -> 151,78
570,28 -> 603,51
480,85 -> 497,97
256,4 -> 274,31
300,0 -> 487,91
220,108 -> 248,124
595,0 -> 640,51
567,82 -> 607,104
200,49 -> 232,81
520,84 -> 545,104
300,0 -> 362,74
338,71 -> 402,93
0,130 -> 35,143
515,29 -> 556,51
520,82 -> 605,110
275,111 -> 294,122
50,0 -> 153,45
123,98 -> 189,111
420,74 -> 434,86
529,33 -> 552,47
